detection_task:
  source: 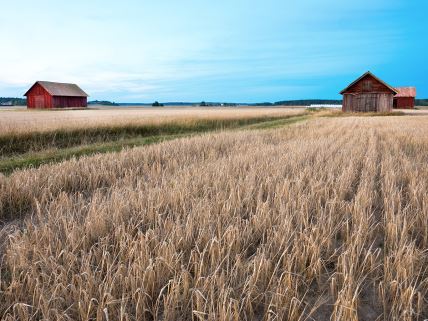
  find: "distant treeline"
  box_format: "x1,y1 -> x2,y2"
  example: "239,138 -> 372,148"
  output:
416,99 -> 428,106
0,97 -> 26,106
120,102 -> 239,106
196,101 -> 238,107
252,100 -> 343,106
88,100 -> 119,106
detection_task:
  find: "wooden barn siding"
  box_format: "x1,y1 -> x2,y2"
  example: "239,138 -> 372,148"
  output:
342,94 -> 353,112
52,96 -> 87,108
377,93 -> 393,112
342,74 -> 395,112
26,83 -> 53,108
394,97 -> 415,109
342,93 -> 393,112
345,75 -> 393,94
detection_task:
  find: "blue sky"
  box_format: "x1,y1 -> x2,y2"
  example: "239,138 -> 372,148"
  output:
0,0 -> 426,102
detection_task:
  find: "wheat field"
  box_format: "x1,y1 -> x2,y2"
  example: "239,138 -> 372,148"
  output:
0,107 -> 306,135
0,115 -> 427,320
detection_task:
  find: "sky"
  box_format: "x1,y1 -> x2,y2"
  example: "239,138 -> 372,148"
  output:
0,0 -> 427,103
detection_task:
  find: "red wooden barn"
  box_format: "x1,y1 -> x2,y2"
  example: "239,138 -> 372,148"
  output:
24,81 -> 89,109
393,87 -> 416,109
340,72 -> 397,112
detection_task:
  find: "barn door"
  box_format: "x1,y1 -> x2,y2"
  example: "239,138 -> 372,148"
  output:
366,94 -> 377,112
355,95 -> 365,112
34,95 -> 45,108
356,94 -> 377,112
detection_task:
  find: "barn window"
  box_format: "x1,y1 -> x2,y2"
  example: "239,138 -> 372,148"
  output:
362,79 -> 372,92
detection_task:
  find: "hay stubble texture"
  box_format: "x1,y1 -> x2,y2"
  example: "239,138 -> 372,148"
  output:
0,116 -> 427,321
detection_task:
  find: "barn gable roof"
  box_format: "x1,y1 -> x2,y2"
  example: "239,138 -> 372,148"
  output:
394,87 -> 416,98
340,71 -> 398,95
24,81 -> 89,97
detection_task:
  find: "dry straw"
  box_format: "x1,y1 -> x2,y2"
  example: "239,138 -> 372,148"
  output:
0,115 -> 427,320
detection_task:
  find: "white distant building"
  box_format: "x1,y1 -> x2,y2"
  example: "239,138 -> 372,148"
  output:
309,104 -> 342,108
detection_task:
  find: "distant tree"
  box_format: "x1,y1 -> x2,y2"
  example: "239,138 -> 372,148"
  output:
88,100 -> 119,106
152,101 -> 164,107
273,100 -> 342,106
253,102 -> 273,106
200,101 -> 207,107
0,97 -> 27,106
415,99 -> 428,106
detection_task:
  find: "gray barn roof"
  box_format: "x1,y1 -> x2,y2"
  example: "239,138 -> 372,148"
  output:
24,81 -> 89,97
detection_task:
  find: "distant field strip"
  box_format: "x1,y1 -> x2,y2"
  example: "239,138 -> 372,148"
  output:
0,107 -> 306,134
0,112 -> 309,173
0,115 -> 427,320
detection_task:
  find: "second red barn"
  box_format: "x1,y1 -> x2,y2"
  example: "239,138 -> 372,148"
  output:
24,81 -> 89,109
393,87 -> 416,109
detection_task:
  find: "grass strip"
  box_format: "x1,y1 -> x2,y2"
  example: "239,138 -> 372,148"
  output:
0,115 -> 307,158
242,114 -> 309,130
0,134 -> 188,175
0,114 -> 310,174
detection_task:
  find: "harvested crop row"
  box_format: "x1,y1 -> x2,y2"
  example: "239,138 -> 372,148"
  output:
0,107 -> 305,136
0,116 -> 427,321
